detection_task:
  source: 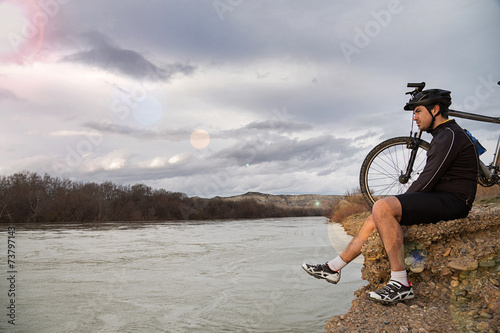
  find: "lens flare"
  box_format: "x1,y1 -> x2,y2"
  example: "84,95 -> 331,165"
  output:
133,96 -> 163,126
0,0 -> 46,63
404,241 -> 428,273
190,129 -> 210,149
327,221 -> 364,263
0,3 -> 26,53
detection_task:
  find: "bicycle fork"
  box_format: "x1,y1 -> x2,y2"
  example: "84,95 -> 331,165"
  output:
493,135 -> 500,178
399,131 -> 424,184
482,134 -> 500,184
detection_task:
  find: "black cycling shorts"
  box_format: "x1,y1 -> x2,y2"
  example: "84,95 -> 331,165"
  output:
395,192 -> 470,226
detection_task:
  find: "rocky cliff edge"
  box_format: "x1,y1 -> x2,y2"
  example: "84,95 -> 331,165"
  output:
326,204 -> 500,333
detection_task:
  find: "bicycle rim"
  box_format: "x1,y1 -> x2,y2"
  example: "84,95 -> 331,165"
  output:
360,137 -> 430,206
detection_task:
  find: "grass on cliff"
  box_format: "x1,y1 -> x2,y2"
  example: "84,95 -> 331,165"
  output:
328,189 -> 370,223
475,184 -> 500,204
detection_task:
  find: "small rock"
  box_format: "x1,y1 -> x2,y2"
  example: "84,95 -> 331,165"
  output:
448,257 -> 478,271
476,322 -> 489,331
415,301 -> 426,307
468,310 -> 478,317
399,326 -> 409,333
410,266 -> 425,273
479,311 -> 492,319
440,267 -> 452,276
443,248 -> 452,256
421,272 -> 432,282
451,280 -> 460,288
479,259 -> 496,267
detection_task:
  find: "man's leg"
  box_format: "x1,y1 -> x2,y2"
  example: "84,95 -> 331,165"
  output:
368,196 -> 414,302
371,197 -> 404,271
333,199 -> 404,271
337,214 -> 376,263
302,214 -> 376,283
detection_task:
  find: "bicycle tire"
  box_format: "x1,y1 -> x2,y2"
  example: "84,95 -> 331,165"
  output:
359,136 -> 430,206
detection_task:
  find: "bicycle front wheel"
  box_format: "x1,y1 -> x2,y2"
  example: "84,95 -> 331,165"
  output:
359,136 -> 430,206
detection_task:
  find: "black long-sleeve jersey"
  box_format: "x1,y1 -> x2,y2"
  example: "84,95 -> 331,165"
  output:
407,119 -> 479,209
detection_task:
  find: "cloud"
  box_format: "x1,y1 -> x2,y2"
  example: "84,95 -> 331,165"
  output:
48,130 -> 102,137
216,119 -> 313,139
62,31 -> 195,81
84,117 -> 315,144
214,134 -> 356,166
244,119 -> 312,132
138,153 -> 193,169
83,121 -> 190,141
0,88 -> 21,101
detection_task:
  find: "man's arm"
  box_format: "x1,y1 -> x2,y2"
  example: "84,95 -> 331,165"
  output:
407,128 -> 458,193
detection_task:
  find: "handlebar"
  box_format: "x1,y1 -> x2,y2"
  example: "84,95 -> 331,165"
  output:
407,82 -> 426,89
406,82 -> 426,95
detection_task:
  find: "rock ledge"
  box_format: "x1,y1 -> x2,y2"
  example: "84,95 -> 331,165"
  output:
326,204 -> 499,333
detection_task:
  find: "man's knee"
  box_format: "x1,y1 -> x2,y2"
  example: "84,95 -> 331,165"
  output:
372,197 -> 402,222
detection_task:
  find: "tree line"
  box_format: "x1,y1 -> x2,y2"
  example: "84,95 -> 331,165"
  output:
0,171 -> 327,223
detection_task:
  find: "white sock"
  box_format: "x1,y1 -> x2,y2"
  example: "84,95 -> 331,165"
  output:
327,255 -> 347,272
391,270 -> 409,286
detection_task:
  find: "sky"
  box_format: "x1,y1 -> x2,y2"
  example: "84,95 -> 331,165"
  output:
0,0 -> 499,198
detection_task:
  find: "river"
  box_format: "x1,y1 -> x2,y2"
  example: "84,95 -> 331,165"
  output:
0,217 -> 365,333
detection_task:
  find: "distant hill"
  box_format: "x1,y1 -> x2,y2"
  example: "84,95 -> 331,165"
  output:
216,192 -> 341,209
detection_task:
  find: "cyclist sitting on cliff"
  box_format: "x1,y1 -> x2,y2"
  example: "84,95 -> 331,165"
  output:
302,89 -> 479,303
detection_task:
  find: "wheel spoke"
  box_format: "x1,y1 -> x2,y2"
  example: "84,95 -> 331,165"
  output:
360,137 -> 430,206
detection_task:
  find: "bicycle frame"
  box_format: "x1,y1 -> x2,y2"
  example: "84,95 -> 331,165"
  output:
448,109 -> 500,124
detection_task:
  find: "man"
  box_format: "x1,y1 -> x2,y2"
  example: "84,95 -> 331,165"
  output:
302,89 -> 479,303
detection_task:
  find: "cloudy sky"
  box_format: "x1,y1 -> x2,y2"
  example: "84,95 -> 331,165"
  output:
0,0 -> 499,198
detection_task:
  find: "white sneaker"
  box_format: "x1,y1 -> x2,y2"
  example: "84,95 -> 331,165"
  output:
301,262 -> 341,284
368,280 -> 414,303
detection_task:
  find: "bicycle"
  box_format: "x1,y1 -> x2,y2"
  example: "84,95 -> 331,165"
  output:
359,81 -> 500,206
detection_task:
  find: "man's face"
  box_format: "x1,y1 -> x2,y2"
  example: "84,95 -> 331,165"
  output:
413,105 -> 435,131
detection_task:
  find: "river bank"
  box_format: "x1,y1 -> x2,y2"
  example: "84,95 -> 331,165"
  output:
326,203 -> 500,333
